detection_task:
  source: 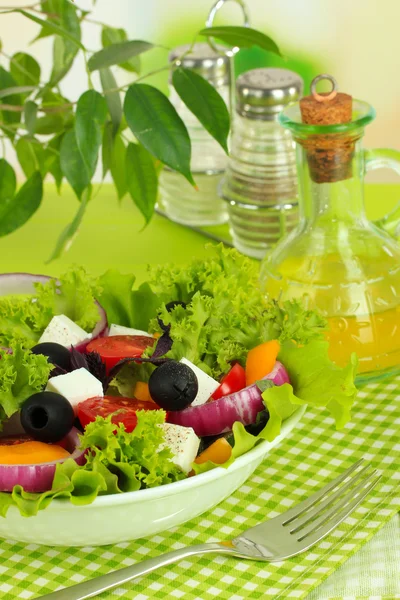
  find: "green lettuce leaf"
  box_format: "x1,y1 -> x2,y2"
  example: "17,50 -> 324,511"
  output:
0,344 -> 52,419
148,245 -> 328,378
0,411 -> 185,517
0,267 -> 99,349
108,361 -> 155,397
96,270 -> 161,331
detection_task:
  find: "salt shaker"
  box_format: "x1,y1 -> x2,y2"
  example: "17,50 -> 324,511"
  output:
219,67 -> 303,259
159,43 -> 231,226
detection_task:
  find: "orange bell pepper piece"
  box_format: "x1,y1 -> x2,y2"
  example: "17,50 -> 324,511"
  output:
194,438 -> 232,465
134,381 -> 155,404
245,339 -> 280,386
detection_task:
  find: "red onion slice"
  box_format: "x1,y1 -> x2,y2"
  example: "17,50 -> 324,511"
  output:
0,273 -> 108,352
0,427 -> 85,493
167,361 -> 290,437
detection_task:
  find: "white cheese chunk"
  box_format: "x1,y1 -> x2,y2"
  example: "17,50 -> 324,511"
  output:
180,357 -> 219,406
108,324 -> 152,337
46,368 -> 103,414
39,314 -> 90,348
159,423 -> 200,473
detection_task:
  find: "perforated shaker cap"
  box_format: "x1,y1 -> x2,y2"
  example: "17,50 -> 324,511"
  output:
168,42 -> 231,87
236,68 -> 303,120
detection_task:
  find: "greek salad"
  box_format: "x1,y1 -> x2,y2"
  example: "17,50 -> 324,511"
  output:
0,247 -> 358,517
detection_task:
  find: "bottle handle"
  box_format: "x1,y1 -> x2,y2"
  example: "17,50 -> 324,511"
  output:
364,148 -> 400,237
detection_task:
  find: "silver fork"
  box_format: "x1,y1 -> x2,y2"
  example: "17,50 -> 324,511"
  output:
38,459 -> 381,600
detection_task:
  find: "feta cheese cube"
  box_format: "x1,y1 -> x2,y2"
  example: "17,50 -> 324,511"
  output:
159,423 -> 200,473
180,358 -> 219,406
108,324 -> 152,337
39,314 -> 89,348
46,368 -> 103,413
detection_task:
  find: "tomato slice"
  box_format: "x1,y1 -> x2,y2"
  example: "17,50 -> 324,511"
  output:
86,335 -> 155,373
77,396 -> 160,433
211,363 -> 246,400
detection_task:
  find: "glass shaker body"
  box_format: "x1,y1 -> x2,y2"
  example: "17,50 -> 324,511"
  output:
159,43 -> 230,226
221,112 -> 298,259
219,68 -> 303,259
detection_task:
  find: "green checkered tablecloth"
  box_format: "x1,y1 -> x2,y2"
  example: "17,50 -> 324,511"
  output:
0,375 -> 398,600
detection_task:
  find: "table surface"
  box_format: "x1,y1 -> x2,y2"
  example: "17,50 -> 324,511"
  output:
0,182 -> 399,600
1,182 -> 400,277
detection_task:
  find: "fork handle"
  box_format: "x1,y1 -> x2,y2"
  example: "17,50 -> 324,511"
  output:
37,542 -> 236,600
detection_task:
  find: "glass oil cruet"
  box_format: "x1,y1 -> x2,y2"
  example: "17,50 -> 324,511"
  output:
260,74 -> 400,383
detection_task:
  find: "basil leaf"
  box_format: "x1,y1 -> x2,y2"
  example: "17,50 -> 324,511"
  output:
199,26 -> 281,55
75,90 -> 108,177
172,67 -> 230,154
88,40 -> 153,72
126,142 -> 158,225
60,130 -> 91,200
0,171 -> 43,237
100,67 -> 122,135
124,83 -> 195,186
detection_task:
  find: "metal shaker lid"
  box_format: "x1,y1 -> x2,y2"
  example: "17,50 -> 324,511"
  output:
236,68 -> 303,120
169,42 -> 231,86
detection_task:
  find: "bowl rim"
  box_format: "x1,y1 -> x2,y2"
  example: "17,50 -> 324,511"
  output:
40,405 -> 307,512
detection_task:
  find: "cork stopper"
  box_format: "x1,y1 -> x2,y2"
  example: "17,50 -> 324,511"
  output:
299,75 -> 354,183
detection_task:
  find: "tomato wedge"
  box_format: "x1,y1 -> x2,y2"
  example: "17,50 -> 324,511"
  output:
86,335 -> 155,373
211,363 -> 246,400
77,396 -> 160,433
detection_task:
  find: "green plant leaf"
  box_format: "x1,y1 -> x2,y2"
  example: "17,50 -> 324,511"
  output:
101,27 -> 141,73
124,83 -> 194,185
60,130 -> 91,200
49,36 -> 75,87
15,136 -> 46,178
172,67 -> 230,154
0,86 -> 35,99
0,67 -> 21,140
45,134 -> 64,192
19,9 -> 83,49
102,124 -> 127,200
199,26 -> 281,55
34,113 -> 65,135
0,159 -> 17,222
100,68 -> 122,135
0,171 -> 43,237
47,190 -> 89,262
10,52 -> 41,87
75,90 -> 108,178
126,142 -> 158,225
24,101 -> 38,136
88,40 -> 153,72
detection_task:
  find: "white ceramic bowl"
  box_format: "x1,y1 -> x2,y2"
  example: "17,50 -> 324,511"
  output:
0,407 -> 305,546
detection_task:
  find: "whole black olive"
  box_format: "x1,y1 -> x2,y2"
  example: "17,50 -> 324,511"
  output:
20,391 -> 75,443
165,301 -> 187,313
148,361 -> 198,411
31,342 -> 71,372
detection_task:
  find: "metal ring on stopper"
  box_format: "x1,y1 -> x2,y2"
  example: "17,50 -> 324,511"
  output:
206,0 -> 250,56
311,74 -> 338,103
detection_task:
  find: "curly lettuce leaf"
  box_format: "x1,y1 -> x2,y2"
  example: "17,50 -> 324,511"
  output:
0,345 -> 52,419
148,246 -> 327,378
96,270 -> 161,331
0,267 -> 99,349
34,266 -> 99,332
0,411 -> 185,517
